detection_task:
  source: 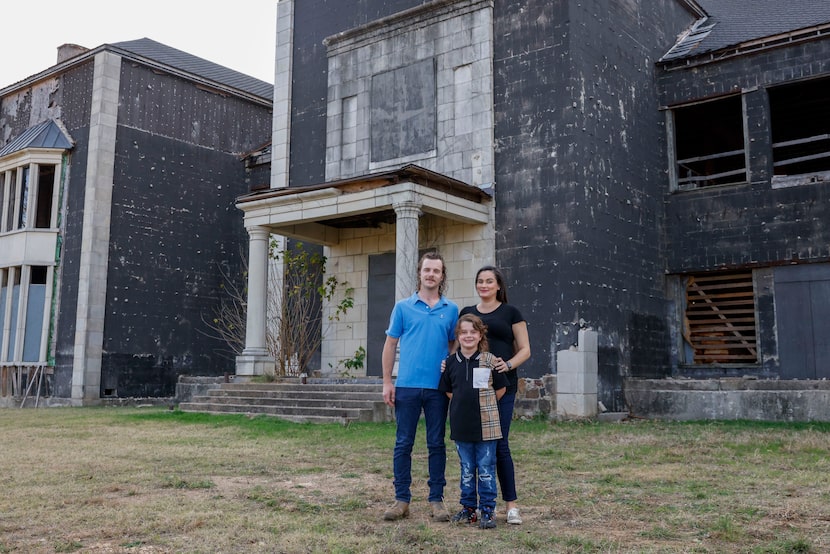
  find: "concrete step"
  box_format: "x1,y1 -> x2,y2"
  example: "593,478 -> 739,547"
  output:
204,389 -> 383,401
177,379 -> 391,424
217,382 -> 384,393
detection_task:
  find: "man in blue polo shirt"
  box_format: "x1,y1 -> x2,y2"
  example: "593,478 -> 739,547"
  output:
381,251 -> 459,522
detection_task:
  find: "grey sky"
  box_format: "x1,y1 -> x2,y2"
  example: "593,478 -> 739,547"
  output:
1,0 -> 277,87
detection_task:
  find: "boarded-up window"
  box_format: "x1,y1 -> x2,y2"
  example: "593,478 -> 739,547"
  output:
370,59 -> 436,163
684,272 -> 758,364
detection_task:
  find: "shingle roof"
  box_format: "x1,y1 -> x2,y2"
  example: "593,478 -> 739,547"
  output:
662,0 -> 830,62
0,119 -> 74,157
111,38 -> 273,100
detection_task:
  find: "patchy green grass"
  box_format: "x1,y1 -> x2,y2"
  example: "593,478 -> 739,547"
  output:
0,408 -> 828,553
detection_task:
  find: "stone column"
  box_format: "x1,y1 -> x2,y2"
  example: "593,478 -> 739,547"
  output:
236,226 -> 275,377
271,0 -> 294,190
393,199 -> 422,301
72,51 -> 120,402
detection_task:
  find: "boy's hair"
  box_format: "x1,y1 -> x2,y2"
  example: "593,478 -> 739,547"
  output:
456,313 -> 489,353
417,251 -> 447,296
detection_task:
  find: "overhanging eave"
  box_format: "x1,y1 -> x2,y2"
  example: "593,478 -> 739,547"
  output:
236,166 -> 491,244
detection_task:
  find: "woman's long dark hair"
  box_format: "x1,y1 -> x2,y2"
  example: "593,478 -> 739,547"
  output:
476,265 -> 508,304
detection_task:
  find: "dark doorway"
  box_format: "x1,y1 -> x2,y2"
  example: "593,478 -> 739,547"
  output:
366,253 -> 396,376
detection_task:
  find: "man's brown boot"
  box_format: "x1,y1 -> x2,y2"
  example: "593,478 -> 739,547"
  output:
383,500 -> 410,521
430,500 -> 450,521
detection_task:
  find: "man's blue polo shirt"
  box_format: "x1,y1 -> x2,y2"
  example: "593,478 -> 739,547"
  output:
386,292 -> 458,389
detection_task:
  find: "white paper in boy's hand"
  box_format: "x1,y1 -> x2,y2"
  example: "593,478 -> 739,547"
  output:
473,367 -> 490,389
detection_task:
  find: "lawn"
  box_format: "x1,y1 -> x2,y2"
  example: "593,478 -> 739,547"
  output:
0,408 -> 827,553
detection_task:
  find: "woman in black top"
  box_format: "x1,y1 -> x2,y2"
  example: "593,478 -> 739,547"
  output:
459,266 -> 531,525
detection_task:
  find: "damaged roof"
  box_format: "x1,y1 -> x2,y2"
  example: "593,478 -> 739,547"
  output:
0,119 -> 74,157
111,38 -> 273,100
1,37 -> 272,102
662,0 -> 830,62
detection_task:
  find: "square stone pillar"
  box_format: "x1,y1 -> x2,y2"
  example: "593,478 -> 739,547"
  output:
556,329 -> 598,419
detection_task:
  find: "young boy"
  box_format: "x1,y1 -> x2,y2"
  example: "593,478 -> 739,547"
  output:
439,314 -> 508,529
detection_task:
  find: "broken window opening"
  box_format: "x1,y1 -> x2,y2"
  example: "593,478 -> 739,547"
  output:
2,169 -> 18,232
35,165 -> 56,229
1,160 -> 61,234
673,95 -> 747,190
17,166 -> 29,229
769,76 -> 830,178
683,271 -> 758,365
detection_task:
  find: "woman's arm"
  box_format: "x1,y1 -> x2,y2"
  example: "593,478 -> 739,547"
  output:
507,320 -> 531,369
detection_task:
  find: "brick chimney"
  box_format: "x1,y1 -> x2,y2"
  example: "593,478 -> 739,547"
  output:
57,44 -> 89,63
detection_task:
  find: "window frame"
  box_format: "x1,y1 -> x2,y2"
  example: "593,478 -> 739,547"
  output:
768,75 -> 830,187
667,93 -> 750,192
0,152 -> 63,234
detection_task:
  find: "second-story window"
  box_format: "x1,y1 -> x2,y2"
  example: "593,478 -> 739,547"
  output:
769,76 -> 830,181
671,94 -> 747,190
0,163 -> 58,233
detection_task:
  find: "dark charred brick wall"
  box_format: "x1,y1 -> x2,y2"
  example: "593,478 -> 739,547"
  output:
289,0 -> 422,187
493,0 -> 693,408
660,39 -> 830,274
103,125 -> 248,396
52,135 -> 89,397
96,63 -> 272,397
659,36 -> 830,379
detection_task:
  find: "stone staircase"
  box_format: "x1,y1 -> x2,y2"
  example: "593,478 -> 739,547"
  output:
177,379 -> 392,424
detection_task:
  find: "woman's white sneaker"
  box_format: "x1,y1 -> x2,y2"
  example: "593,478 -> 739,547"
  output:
507,507 -> 523,525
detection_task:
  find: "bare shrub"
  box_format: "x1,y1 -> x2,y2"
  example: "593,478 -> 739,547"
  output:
202,239 -> 353,376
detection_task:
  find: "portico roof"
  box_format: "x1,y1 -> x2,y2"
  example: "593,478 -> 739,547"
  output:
236,164 -> 492,245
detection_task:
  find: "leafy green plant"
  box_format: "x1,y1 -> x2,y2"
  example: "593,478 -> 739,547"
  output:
330,345 -> 366,377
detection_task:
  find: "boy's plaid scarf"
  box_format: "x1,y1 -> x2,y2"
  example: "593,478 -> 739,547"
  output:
477,352 -> 503,441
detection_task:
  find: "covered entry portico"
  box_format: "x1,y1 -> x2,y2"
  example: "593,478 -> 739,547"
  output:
234,164 -> 493,377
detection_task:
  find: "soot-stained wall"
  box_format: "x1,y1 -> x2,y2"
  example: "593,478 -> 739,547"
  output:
492,1 -> 694,407
287,0 -> 697,409
52,135 -> 88,397
98,63 -> 272,397
658,34 -> 830,380
103,127 -> 248,396
289,0 -> 422,187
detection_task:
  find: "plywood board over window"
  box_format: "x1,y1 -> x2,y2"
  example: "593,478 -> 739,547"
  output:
684,271 -> 758,364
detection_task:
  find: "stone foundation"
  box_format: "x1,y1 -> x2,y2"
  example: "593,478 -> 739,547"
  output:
625,378 -> 830,422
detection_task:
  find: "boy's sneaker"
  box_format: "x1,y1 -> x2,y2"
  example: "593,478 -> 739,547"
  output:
451,506 -> 477,524
479,508 -> 496,529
